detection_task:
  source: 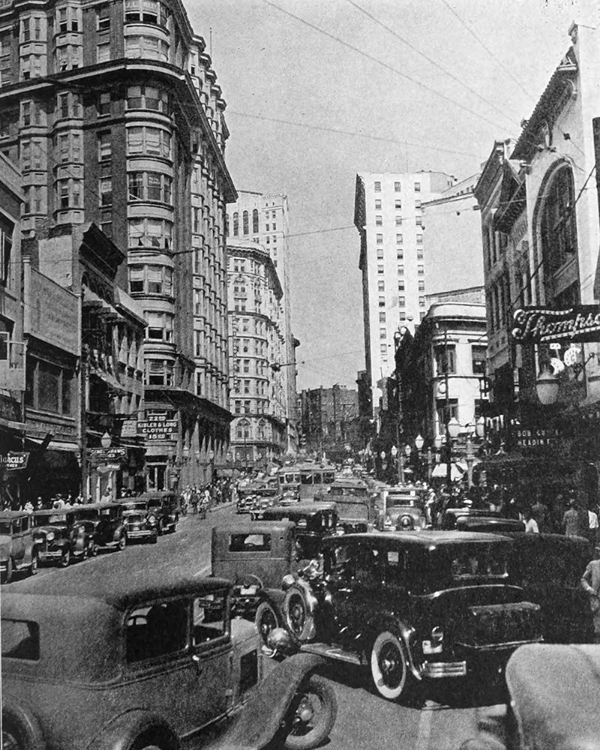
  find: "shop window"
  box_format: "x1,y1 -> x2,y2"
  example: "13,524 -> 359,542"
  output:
472,345 -> 487,375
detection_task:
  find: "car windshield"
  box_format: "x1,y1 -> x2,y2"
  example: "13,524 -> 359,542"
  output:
76,510 -> 99,521
336,501 -> 369,520
33,514 -> 68,526
0,521 -> 12,534
123,502 -> 147,512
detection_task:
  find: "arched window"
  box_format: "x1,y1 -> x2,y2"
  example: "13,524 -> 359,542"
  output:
252,209 -> 259,233
242,210 -> 249,235
224,214 -> 229,237
538,165 -> 580,307
233,212 -> 239,236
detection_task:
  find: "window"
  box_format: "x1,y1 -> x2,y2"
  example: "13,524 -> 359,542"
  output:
146,311 -> 173,341
376,234 -> 383,244
379,312 -> 386,323
127,126 -> 171,158
375,199 -> 382,210
97,4 -> 110,30
394,199 -> 401,209
380,344 -> 387,354
0,215 -> 14,287
25,355 -> 73,414
436,398 -> 458,428
398,296 -> 405,306
55,131 -> 82,163
98,131 -> 111,161
126,600 -> 188,662
232,212 -> 239,236
56,6 -> 80,33
435,344 -> 456,375
395,216 -> 402,226
128,218 -> 173,249
396,234 -> 403,243
417,249 -> 424,260
375,215 -> 382,226
97,92 -> 113,118
416,217 -> 423,226
398,280 -> 404,291
22,186 -> 45,215
376,248 -> 384,259
126,85 -> 169,113
21,100 -> 43,127
99,177 -> 112,206
418,280 -> 425,291
128,172 -> 172,204
97,42 -> 110,63
377,280 -> 385,292
20,54 -> 45,80
374,181 -> 381,192
380,328 -> 387,339
125,35 -> 169,61
378,296 -> 385,307
419,296 -> 425,307
252,208 -> 259,233
472,345 -> 487,375
378,264 -> 384,274
397,265 -> 404,276
394,181 -> 401,191
55,45 -> 82,72
124,0 -> 169,27
56,92 -> 81,120
414,182 -> 421,192
418,265 -> 424,276
55,178 -> 82,209
20,139 -> 44,170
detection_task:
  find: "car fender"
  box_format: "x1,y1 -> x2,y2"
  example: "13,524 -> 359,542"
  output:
260,587 -> 287,610
364,614 -> 421,680
206,653 -> 327,750
86,708 -> 179,750
2,698 -> 45,750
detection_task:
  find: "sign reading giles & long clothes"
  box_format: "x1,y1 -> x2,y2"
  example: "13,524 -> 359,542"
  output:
512,306 -> 600,345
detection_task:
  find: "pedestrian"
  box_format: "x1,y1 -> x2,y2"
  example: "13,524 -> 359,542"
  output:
581,555 -> 600,642
531,497 -> 549,533
563,497 -> 580,536
588,506 -> 599,549
524,508 -> 539,534
24,500 -> 34,513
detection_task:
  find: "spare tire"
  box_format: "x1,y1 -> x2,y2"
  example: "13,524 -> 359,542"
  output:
2,702 -> 45,750
283,584 -> 316,643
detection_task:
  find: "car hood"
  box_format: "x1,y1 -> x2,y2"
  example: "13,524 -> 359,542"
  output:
33,523 -> 67,533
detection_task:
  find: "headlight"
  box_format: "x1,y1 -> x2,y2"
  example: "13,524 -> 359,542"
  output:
423,626 -> 444,654
148,514 -> 157,525
398,515 -> 414,529
46,531 -> 55,542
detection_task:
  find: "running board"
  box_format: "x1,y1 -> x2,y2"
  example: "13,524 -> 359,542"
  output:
300,642 -> 363,665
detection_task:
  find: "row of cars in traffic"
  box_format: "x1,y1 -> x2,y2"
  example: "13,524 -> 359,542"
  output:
0,491 -> 180,583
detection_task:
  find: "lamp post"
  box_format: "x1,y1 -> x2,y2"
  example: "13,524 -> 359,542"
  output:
414,434 -> 424,481
445,417 -> 460,491
464,424 -> 475,488
404,444 -> 412,483
391,445 -> 399,483
536,367 -> 560,405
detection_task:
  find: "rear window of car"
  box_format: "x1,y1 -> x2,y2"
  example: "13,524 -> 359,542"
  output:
126,601 -> 188,663
2,619 -> 40,661
228,533 -> 271,552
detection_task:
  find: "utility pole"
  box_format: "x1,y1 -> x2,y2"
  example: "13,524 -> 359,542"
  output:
445,327 -> 452,492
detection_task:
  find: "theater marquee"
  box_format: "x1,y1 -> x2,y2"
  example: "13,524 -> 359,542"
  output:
512,306 -> 600,344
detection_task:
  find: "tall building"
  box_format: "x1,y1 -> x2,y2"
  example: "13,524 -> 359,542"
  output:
354,171 -> 456,416
226,191 -> 298,453
0,0 -> 236,492
227,240 -> 287,469
299,384 -> 360,460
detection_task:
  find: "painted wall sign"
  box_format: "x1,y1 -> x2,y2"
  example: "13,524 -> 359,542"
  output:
512,306 -> 600,344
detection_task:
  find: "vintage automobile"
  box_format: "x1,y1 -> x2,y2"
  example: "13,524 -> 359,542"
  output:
334,497 -> 375,534
236,483 -> 262,514
74,502 -> 128,551
2,572 -> 337,750
256,503 -> 338,559
377,487 -> 428,531
250,487 -> 281,514
32,508 -> 95,567
327,478 -> 370,498
121,498 -> 159,544
0,511 -> 39,584
138,491 -> 179,534
458,643 -> 600,750
506,532 -> 593,644
437,507 -> 525,533
262,531 -> 543,703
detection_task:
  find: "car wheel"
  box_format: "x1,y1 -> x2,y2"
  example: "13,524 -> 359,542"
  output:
117,533 -> 127,551
89,541 -> 98,557
370,629 -> 413,702
149,533 -> 158,544
30,551 -> 38,576
283,674 -> 337,750
2,705 -> 45,750
255,600 -> 280,646
283,586 -> 314,643
59,549 -> 70,568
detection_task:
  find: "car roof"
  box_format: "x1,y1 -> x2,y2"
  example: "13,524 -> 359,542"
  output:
5,570 -> 232,611
0,510 -> 32,520
264,502 -> 337,515
74,502 -> 122,511
32,508 -> 77,516
215,521 -> 295,534
136,491 -> 176,499
323,530 -> 511,548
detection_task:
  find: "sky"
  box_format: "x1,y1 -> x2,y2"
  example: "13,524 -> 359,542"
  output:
188,0 -> 595,391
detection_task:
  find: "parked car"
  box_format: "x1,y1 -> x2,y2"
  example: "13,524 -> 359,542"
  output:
32,508 -> 95,567
377,487 -> 428,531
2,572 -> 337,750
458,643 -> 600,750
121,498 -> 159,544
74,502 -> 128,551
251,487 -> 281,514
0,511 -> 39,584
437,507 -> 525,533
327,478 -> 370,498
236,483 -> 264,514
263,531 -> 542,703
506,532 -> 593,644
137,491 -> 179,534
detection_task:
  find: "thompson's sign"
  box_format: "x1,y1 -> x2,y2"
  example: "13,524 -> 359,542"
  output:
512,306 -> 600,344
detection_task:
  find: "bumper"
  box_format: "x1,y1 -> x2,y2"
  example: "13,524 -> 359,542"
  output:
127,529 -> 155,539
423,660 -> 468,678
0,561 -> 7,571
38,550 -> 63,561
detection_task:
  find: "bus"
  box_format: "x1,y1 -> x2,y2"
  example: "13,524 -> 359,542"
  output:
277,462 -> 337,500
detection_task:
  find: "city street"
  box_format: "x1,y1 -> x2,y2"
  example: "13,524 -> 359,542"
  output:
10,506 -> 507,750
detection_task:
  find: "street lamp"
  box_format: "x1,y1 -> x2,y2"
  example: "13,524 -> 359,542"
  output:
100,432 -> 112,449
536,367 -> 560,405
404,444 -> 412,484
445,417 -> 460,491
414,434 -> 424,482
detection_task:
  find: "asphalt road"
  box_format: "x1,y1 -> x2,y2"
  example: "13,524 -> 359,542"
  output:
9,505 -> 507,750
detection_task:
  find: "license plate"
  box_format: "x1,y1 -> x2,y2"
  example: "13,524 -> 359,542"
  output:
240,586 -> 258,595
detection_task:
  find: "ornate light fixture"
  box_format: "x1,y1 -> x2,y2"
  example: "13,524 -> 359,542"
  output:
536,367 -> 560,406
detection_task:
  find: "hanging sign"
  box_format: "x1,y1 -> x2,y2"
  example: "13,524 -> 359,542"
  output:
2,452 -> 30,470
512,306 -> 600,344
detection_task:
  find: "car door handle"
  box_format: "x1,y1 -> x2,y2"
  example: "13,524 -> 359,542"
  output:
191,654 -> 203,675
